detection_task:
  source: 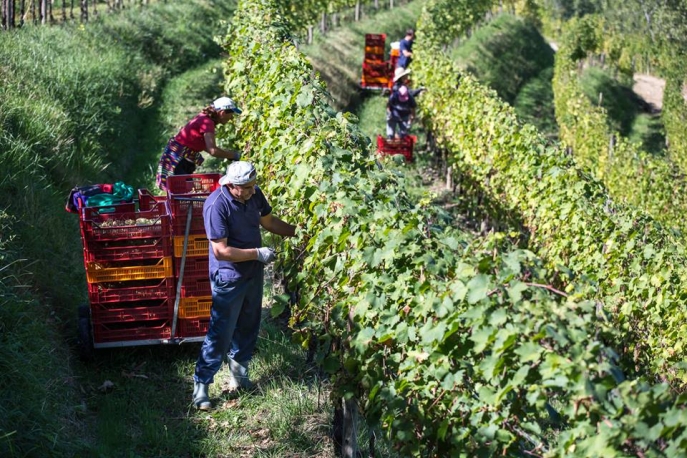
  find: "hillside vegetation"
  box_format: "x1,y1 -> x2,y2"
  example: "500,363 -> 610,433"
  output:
5,0 -> 687,455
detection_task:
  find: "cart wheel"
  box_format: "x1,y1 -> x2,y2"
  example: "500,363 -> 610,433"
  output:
77,304 -> 94,362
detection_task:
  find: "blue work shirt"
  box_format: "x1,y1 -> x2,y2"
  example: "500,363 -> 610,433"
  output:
397,38 -> 413,68
203,185 -> 272,281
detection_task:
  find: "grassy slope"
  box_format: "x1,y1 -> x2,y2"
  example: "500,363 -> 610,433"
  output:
0,1 -> 235,456
449,13 -> 558,139
578,66 -> 666,155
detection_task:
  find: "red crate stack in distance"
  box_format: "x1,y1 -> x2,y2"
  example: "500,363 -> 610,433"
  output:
361,33 -> 390,89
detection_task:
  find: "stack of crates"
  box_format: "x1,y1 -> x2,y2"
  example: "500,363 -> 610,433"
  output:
361,33 -> 390,89
165,173 -> 221,338
80,190 -> 174,345
388,42 -> 401,89
376,135 -> 416,162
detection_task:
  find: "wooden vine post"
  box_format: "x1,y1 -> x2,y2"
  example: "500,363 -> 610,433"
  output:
80,0 -> 87,22
342,397 -> 359,458
354,0 -> 360,21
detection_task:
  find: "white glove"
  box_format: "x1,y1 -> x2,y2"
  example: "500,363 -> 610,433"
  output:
256,247 -> 276,264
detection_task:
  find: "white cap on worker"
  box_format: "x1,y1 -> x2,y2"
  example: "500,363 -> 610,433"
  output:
219,161 -> 257,186
393,67 -> 411,82
212,96 -> 242,114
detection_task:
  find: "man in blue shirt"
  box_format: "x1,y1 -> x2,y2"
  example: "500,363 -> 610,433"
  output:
397,29 -> 414,69
193,161 -> 295,410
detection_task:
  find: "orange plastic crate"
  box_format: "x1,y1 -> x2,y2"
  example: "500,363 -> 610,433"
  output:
365,45 -> 384,54
178,296 -> 212,319
362,76 -> 389,84
173,234 -> 208,257
86,257 -> 173,283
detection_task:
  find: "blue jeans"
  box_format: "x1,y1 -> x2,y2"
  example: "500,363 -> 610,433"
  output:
194,270 -> 264,385
386,116 -> 411,139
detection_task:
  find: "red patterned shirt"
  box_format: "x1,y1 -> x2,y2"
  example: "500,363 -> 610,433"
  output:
174,113 -> 216,152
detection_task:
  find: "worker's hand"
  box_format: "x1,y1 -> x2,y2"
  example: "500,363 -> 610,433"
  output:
233,150 -> 242,161
256,247 -> 276,264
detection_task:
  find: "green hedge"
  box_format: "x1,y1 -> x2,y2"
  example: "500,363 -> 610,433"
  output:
219,0 -> 687,454
551,16 -> 687,237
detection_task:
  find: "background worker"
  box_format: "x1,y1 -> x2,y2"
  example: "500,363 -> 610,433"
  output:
156,96 -> 243,191
386,67 -> 417,139
192,161 -> 296,411
396,28 -> 414,69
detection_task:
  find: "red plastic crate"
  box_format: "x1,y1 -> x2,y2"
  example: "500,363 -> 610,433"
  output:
174,255 -> 209,280
361,80 -> 389,89
83,236 -> 172,263
365,33 -> 386,44
166,173 -> 221,195
363,60 -> 389,72
179,276 -> 211,298
166,197 -> 209,236
176,317 -> 210,338
90,298 -> 173,324
87,277 -> 175,304
138,188 -> 167,211
169,209 -> 207,236
376,135 -> 416,162
80,202 -> 170,242
92,319 -> 172,343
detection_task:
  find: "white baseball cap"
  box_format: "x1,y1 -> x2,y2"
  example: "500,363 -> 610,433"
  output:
219,161 -> 257,186
212,96 -> 242,114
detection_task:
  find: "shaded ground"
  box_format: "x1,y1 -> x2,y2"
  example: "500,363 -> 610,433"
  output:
633,73 -> 665,112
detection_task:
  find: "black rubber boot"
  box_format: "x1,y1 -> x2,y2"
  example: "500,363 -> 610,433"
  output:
193,381 -> 211,410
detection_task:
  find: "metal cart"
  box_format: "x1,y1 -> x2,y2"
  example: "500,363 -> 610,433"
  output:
75,174 -> 221,359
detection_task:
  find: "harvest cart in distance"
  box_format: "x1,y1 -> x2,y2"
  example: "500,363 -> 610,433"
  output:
360,33 -> 400,91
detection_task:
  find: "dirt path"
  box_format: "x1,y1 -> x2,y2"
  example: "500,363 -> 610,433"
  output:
633,73 -> 665,112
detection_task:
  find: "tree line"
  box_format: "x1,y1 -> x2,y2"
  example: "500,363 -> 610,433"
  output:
1,0 -> 157,29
